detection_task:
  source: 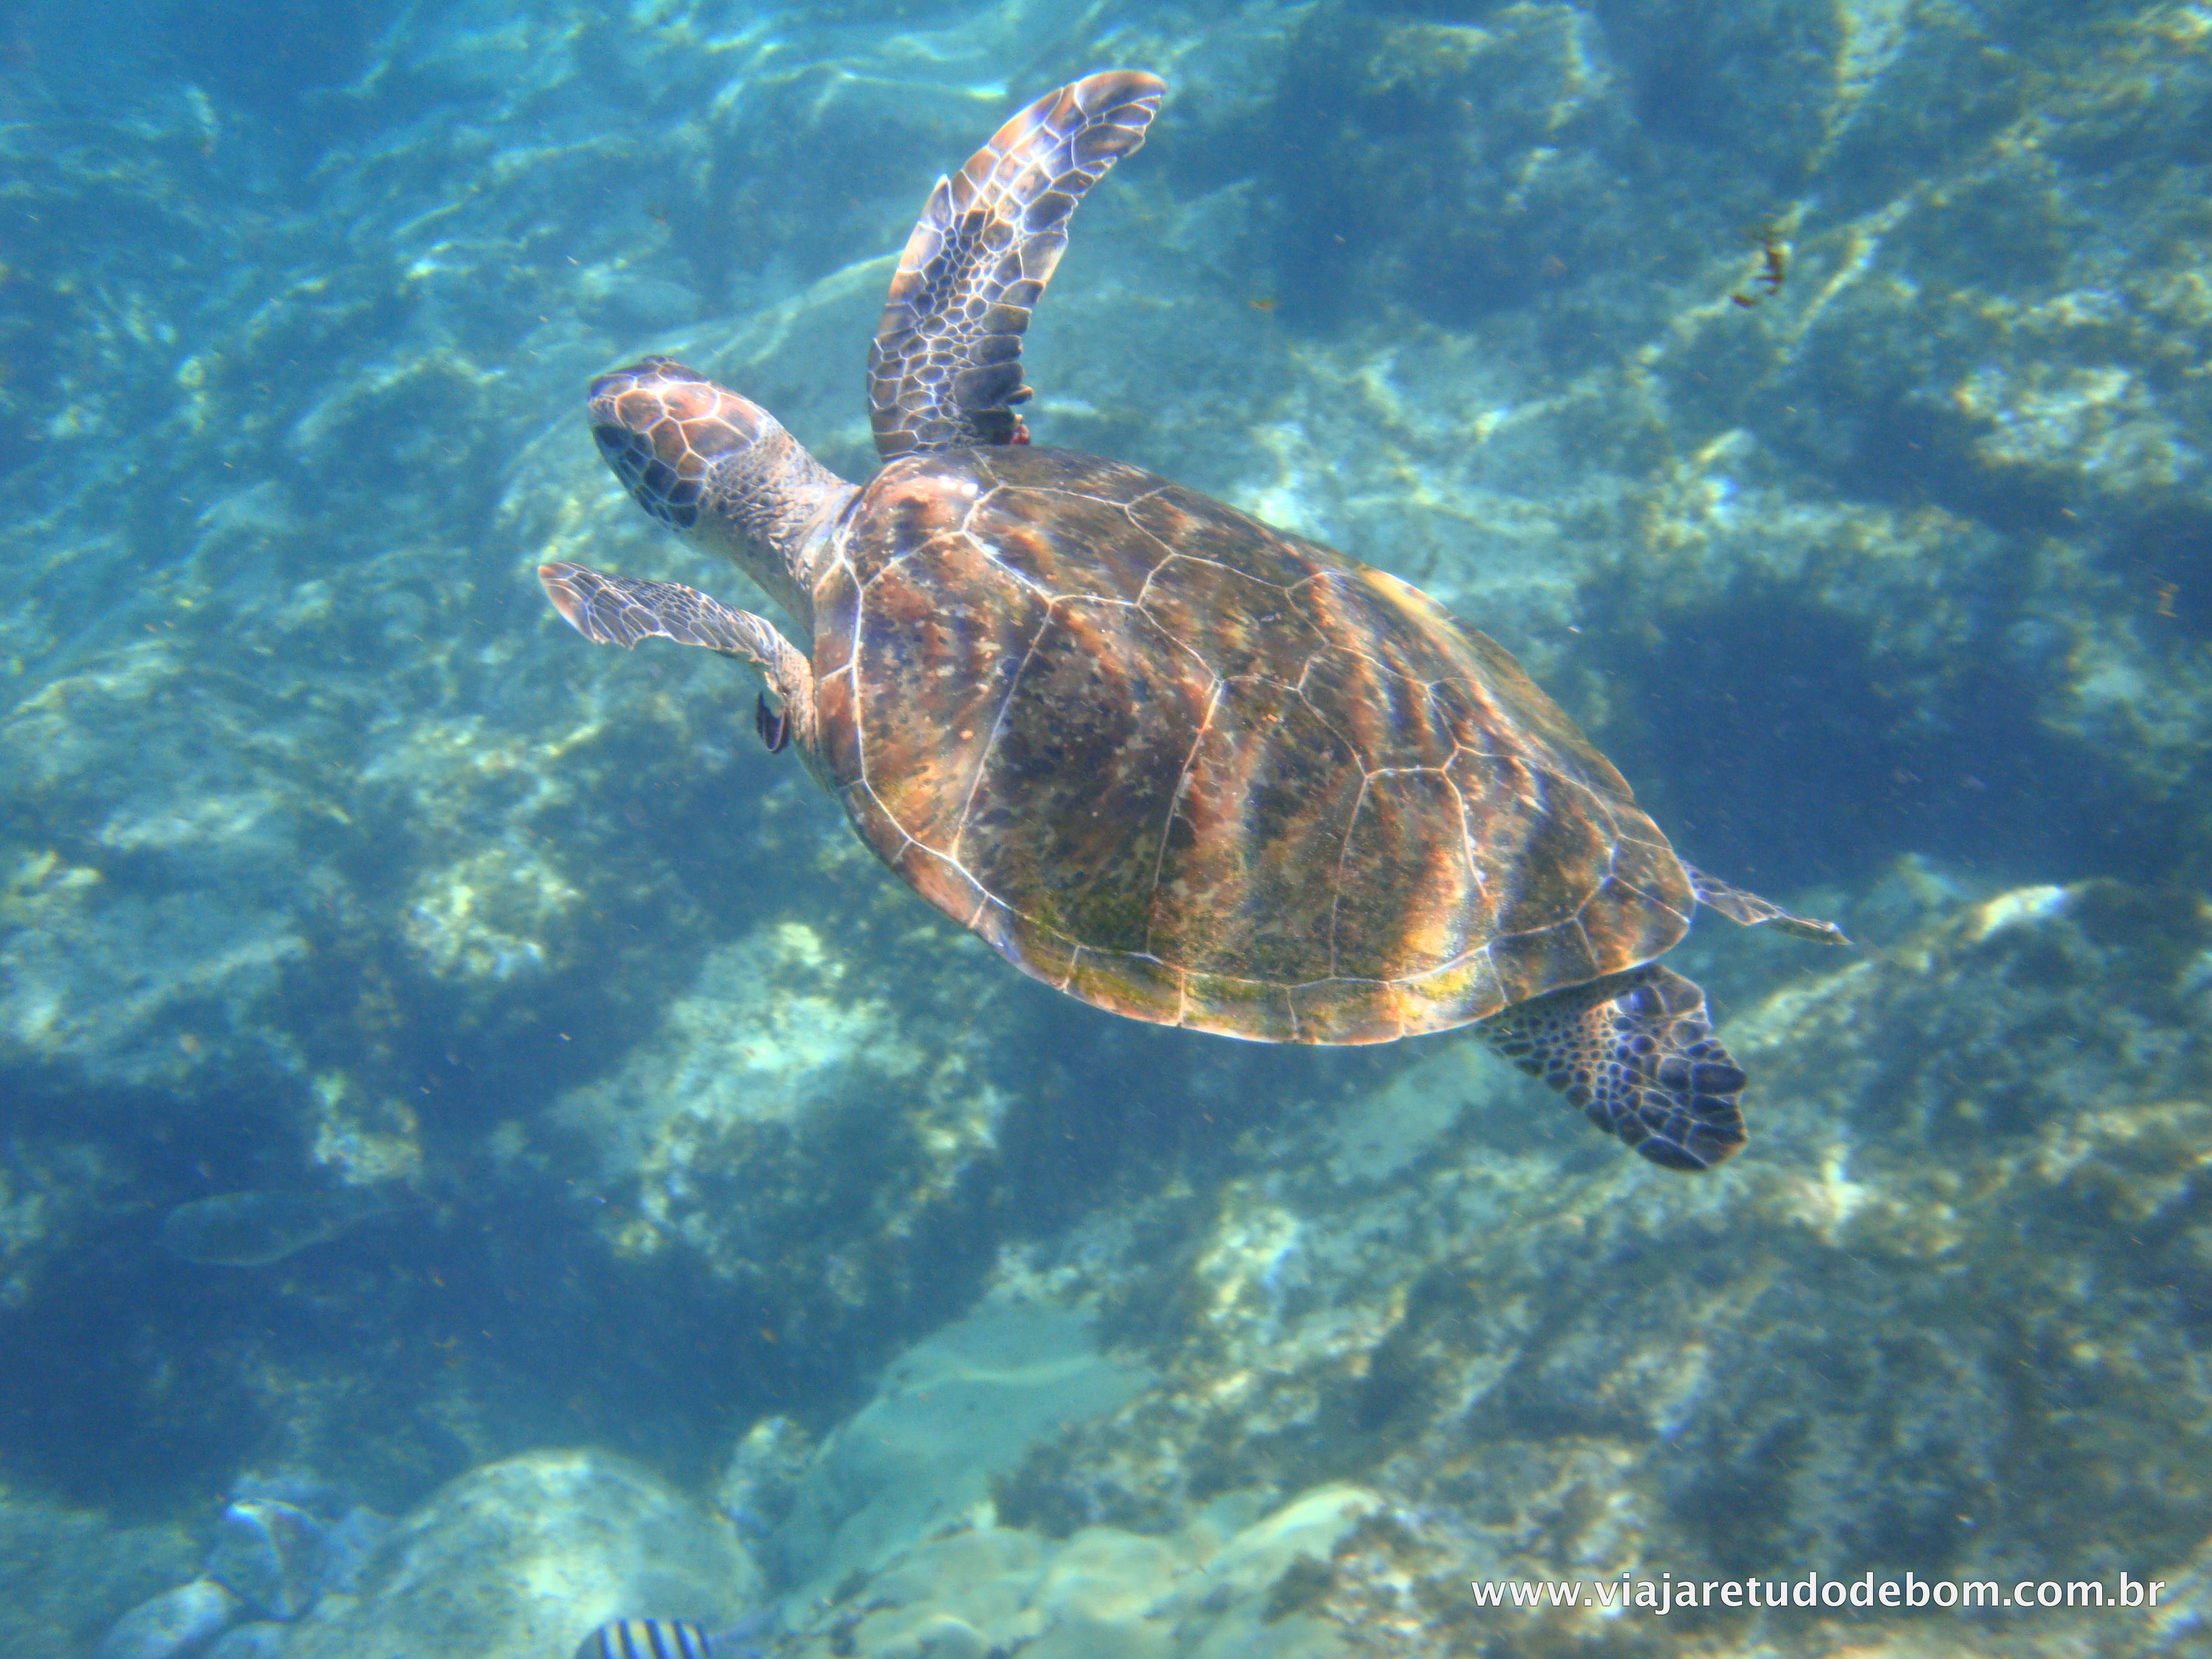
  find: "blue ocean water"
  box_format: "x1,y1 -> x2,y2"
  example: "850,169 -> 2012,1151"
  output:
1,0 -> 2210,1655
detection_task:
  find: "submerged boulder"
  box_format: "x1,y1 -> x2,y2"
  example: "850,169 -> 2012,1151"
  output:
92,1578 -> 240,1659
280,1450 -> 762,1659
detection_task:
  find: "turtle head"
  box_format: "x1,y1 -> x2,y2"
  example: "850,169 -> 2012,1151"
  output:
588,357 -> 854,628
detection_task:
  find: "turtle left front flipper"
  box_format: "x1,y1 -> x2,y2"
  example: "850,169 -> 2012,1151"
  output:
538,561 -> 817,756
1478,965 -> 1751,1171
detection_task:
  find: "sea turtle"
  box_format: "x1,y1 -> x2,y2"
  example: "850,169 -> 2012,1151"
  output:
538,71 -> 1846,1170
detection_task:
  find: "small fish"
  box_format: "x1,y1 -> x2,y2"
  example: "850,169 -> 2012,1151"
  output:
574,1621 -> 720,1659
158,1186 -> 405,1267
574,1615 -> 773,1659
1731,220 -> 1788,307
1756,224 -> 1788,293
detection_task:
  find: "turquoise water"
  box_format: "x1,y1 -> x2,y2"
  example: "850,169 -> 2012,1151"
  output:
1,1 -> 2210,1655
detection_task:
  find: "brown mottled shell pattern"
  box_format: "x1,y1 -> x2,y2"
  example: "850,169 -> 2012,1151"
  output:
811,446 -> 1696,1044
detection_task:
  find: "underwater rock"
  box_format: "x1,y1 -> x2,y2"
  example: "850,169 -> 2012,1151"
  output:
158,1187 -> 406,1268
712,1415 -> 813,1561
81,1484 -> 390,1657
314,1506 -> 392,1596
0,1127 -> 112,1311
205,1499 -> 327,1620
0,1490 -> 199,1659
278,1449 -> 762,1659
775,1482 -> 1381,1659
779,1298 -> 1151,1600
0,861 -> 308,1095
399,842 -> 583,984
94,1578 -> 241,1659
534,900 -> 1050,1382
204,1624 -> 290,1659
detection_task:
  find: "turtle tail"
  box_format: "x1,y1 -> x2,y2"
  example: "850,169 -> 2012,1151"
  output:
1478,965 -> 1750,1171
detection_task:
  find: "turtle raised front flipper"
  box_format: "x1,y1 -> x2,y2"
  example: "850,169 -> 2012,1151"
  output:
1685,863 -> 1852,947
1478,966 -> 1751,1171
866,70 -> 1164,457
538,561 -> 818,756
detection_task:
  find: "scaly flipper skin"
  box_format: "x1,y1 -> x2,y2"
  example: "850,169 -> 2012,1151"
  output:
538,561 -> 818,757
1686,863 -> 1851,947
1478,965 -> 1751,1170
867,70 -> 1164,458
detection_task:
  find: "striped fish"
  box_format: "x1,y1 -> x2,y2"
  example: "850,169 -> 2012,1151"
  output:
572,1620 -> 718,1659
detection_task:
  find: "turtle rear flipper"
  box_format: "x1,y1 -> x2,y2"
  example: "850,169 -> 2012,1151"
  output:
1686,863 -> 1851,947
1479,966 -> 1750,1171
538,561 -> 817,754
867,70 -> 1164,458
